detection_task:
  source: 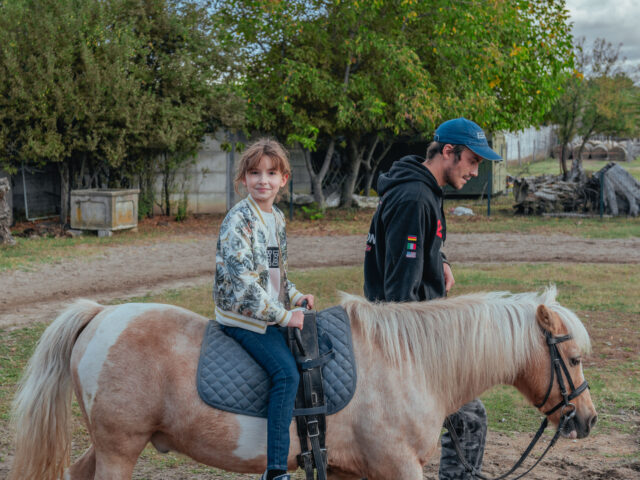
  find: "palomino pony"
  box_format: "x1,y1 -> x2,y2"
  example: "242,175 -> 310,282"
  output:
10,287 -> 596,480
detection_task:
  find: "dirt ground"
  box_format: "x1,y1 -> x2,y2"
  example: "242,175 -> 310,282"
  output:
2,231 -> 640,329
1,228 -> 639,478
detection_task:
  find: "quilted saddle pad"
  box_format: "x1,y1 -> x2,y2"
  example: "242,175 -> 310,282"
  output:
197,305 -> 357,418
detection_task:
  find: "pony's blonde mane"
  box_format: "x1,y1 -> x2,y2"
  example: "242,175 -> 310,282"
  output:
341,286 -> 590,405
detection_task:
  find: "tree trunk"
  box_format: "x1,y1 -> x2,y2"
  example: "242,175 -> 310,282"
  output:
303,139 -> 335,208
362,141 -> 393,196
340,138 -> 363,207
600,163 -> 640,216
162,153 -> 172,216
559,143 -> 569,179
59,162 -> 70,225
0,177 -> 16,245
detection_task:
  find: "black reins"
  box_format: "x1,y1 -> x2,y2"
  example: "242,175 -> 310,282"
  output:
446,329 -> 589,480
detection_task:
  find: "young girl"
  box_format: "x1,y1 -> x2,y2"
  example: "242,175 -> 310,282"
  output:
214,138 -> 314,480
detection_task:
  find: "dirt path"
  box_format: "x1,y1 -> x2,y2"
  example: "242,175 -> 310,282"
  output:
2,233 -> 640,329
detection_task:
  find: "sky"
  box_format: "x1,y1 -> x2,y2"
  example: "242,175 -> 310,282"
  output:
565,0 -> 640,76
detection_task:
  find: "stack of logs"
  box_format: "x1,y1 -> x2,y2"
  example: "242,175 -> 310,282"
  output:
513,162 -> 640,216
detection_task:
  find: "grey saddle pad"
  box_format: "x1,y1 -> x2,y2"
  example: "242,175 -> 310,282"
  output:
197,305 -> 357,418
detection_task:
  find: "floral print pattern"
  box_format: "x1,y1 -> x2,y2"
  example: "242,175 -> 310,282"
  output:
214,197 -> 302,331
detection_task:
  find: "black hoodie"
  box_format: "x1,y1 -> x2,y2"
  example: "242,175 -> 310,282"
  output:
364,155 -> 448,302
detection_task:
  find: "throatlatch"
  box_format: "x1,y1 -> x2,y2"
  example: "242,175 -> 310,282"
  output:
287,309 -> 333,480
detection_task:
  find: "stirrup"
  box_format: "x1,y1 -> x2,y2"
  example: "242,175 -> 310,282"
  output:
260,472 -> 291,480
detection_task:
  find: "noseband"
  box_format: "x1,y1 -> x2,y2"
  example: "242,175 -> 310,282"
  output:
447,328 -> 590,480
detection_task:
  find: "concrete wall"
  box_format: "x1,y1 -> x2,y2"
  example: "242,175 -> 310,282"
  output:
157,132 -> 312,215
158,133 -> 229,214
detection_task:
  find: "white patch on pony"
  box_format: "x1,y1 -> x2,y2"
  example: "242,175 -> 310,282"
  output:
77,303 -> 157,419
233,415 -> 268,460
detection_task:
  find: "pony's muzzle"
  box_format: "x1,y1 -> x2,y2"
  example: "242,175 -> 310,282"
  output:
561,411 -> 597,439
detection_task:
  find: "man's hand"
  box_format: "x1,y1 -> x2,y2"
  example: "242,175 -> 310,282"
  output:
443,262 -> 455,294
296,294 -> 315,309
288,310 -> 305,329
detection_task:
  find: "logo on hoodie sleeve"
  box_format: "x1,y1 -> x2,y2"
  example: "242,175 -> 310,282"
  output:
406,235 -> 417,258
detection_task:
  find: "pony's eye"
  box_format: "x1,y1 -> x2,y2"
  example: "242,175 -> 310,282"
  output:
570,357 -> 581,367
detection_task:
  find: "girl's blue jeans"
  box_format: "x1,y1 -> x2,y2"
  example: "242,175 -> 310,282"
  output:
221,324 -> 299,471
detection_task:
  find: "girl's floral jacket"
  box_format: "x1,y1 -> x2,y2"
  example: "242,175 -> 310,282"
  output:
213,195 -> 303,333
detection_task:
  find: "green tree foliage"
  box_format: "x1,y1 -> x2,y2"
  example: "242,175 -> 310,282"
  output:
547,38 -> 639,180
0,0 -> 243,220
219,0 -> 574,206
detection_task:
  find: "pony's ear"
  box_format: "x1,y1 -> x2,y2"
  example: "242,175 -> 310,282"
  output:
536,304 -> 562,335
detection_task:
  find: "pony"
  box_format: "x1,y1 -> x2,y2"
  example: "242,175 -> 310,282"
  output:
9,287 -> 597,480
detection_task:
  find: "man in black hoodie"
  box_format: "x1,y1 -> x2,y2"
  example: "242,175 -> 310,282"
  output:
364,117 -> 502,480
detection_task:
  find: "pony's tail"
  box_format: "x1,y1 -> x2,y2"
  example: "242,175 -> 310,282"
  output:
9,299 -> 104,480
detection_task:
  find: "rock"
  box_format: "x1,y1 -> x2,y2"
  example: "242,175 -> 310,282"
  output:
66,229 -> 85,238
451,206 -> 474,216
325,191 -> 340,208
352,195 -> 379,209
292,193 -> 314,206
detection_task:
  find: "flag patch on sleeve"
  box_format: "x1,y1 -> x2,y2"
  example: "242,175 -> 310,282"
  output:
405,235 -> 417,258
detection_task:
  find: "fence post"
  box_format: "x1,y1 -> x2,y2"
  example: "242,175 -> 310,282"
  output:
599,170 -> 605,218
487,164 -> 492,217
289,173 -> 294,221
226,133 -> 236,211
533,139 -> 536,163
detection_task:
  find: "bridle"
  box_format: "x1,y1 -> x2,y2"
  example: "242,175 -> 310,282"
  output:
533,331 -> 589,418
446,328 -> 590,480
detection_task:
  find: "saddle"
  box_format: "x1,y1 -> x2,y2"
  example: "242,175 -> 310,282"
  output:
197,306 -> 357,480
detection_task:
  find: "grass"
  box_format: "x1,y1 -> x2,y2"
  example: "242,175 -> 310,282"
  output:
0,222 -> 203,272
444,194 -> 640,237
507,155 -> 640,181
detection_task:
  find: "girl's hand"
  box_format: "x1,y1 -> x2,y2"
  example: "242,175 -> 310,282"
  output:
296,295 -> 315,309
288,310 -> 305,329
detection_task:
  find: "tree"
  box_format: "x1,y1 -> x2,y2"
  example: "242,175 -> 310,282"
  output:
0,0 -> 244,221
113,0 -> 243,216
0,0 -> 144,221
547,38 -> 639,181
219,0 -> 575,207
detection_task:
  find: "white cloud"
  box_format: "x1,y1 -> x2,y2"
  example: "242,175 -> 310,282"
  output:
565,0 -> 640,73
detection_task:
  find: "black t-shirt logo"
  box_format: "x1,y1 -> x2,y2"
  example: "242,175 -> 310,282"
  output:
267,246 -> 279,268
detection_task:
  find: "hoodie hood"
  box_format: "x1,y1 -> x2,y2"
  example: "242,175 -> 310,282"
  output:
376,155 -> 441,197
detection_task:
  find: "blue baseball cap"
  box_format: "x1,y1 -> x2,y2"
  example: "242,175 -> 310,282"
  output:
434,117 -> 502,161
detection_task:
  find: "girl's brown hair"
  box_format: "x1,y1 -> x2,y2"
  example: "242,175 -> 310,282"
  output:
234,138 -> 291,194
